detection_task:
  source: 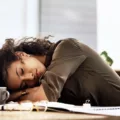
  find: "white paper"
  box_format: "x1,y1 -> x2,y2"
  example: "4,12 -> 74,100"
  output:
34,101 -> 120,116
1,101 -> 120,116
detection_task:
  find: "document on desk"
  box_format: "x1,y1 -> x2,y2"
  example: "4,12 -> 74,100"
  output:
34,101 -> 120,116
1,101 -> 120,116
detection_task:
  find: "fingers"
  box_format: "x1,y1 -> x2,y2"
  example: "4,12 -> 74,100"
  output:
7,90 -> 29,102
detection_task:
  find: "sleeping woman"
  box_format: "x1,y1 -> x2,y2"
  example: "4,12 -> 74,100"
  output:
0,37 -> 120,106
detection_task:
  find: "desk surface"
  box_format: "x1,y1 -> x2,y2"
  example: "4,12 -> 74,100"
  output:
0,111 -> 119,120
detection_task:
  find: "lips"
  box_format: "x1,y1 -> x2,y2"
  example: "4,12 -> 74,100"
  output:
36,69 -> 41,79
37,72 -> 41,78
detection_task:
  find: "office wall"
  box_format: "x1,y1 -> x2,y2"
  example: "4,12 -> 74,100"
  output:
0,0 -> 97,50
0,0 -> 26,47
97,0 -> 120,69
0,0 -> 40,48
40,0 -> 97,50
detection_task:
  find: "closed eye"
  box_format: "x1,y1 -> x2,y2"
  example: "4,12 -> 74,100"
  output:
21,68 -> 24,75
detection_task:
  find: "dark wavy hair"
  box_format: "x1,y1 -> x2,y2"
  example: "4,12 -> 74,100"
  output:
0,36 -> 54,89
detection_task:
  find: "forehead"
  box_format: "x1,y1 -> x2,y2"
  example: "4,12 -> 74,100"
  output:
7,60 -> 21,90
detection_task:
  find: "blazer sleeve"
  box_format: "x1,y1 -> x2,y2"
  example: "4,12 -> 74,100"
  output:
41,38 -> 87,101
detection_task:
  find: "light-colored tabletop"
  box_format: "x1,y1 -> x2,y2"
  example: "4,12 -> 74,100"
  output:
0,111 -> 119,120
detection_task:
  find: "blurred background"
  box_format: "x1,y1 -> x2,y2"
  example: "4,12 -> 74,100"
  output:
0,0 -> 119,70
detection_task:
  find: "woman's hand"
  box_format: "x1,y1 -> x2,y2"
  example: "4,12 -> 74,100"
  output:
19,85 -> 48,102
7,90 -> 25,102
7,85 -> 48,102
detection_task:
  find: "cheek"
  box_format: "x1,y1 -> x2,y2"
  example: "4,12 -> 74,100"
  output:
7,77 -> 20,90
26,58 -> 46,72
7,70 -> 20,90
36,62 -> 46,75
35,60 -> 45,70
40,63 -> 46,71
7,60 -> 22,90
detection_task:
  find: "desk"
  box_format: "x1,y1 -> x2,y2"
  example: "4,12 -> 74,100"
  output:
0,111 -> 119,120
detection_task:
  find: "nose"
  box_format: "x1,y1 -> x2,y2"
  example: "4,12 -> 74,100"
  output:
21,73 -> 34,81
21,73 -> 36,88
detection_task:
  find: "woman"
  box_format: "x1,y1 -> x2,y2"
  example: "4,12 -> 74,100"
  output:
0,37 -> 120,106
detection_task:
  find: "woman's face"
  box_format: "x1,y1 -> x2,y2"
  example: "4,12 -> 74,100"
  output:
7,52 -> 46,90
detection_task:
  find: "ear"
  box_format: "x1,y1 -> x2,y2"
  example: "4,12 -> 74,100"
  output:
15,51 -> 30,58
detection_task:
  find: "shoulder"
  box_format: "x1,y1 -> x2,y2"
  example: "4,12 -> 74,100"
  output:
53,38 -> 82,58
55,38 -> 81,50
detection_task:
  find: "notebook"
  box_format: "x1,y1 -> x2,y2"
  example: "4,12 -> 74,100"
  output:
1,101 -> 120,116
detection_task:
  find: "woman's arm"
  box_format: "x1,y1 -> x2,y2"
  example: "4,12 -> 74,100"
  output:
41,38 -> 87,101
8,85 -> 48,102
19,85 -> 48,102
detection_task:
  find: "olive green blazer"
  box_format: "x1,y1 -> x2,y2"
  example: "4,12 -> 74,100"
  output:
41,38 -> 120,106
